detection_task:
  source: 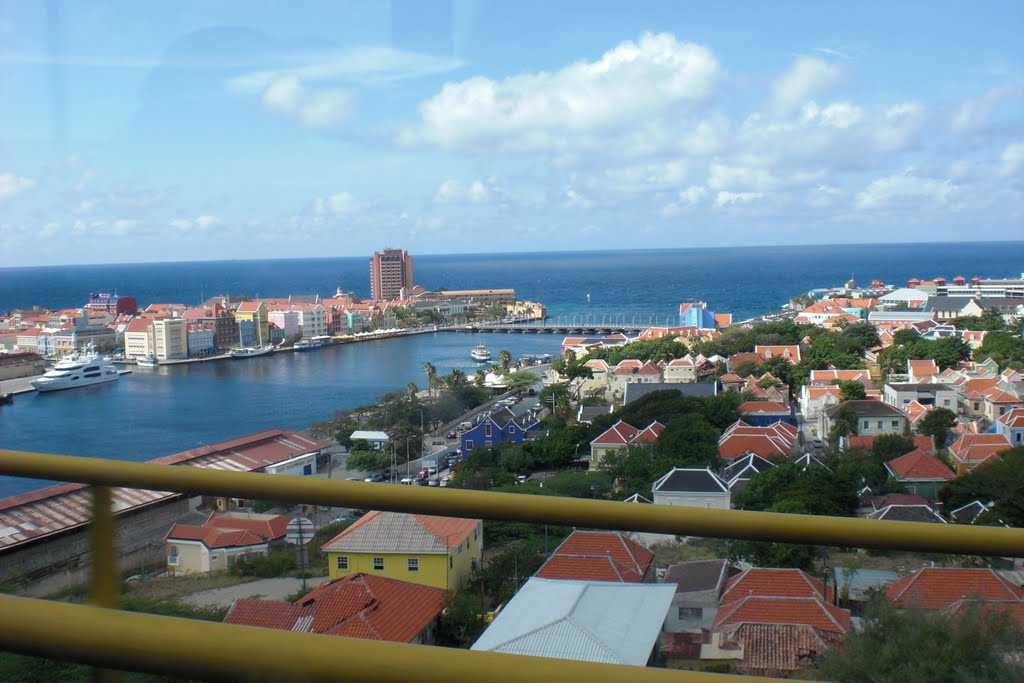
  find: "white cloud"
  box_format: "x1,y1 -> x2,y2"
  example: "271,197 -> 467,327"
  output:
261,75 -> 355,130
228,46 -> 465,92
952,85 -> 1024,133
591,160 -> 691,194
0,172 -> 35,201
678,185 -> 706,206
38,222 -> 60,237
564,188 -> 593,209
855,170 -> 956,209
170,219 -> 193,231
111,219 -> 138,235
400,32 -> 723,152
434,179 -> 500,204
195,215 -> 220,229
771,56 -> 841,115
799,101 -> 864,129
715,191 -> 763,206
999,140 -> 1024,177
807,184 -> 840,207
312,191 -> 356,215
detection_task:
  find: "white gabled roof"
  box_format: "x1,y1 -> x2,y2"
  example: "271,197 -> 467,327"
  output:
471,578 -> 675,665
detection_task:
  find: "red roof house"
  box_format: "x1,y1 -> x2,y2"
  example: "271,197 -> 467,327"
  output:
225,573 -> 449,644
886,568 -> 1024,610
535,531 -> 655,583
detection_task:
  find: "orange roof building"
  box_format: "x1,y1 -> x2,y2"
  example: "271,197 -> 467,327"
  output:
886,568 -> 1024,610
948,433 -> 1012,475
535,531 -> 655,583
225,573 -> 449,644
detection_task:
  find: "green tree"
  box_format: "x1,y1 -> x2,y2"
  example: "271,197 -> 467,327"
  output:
422,362 -> 436,398
816,597 -> 1024,682
345,450 -> 391,473
870,433 -> 916,459
917,407 -> 957,449
503,370 -> 539,391
828,406 -> 859,444
731,359 -> 761,378
839,380 -> 867,401
435,593 -> 489,648
939,447 -> 1024,527
498,349 -> 513,372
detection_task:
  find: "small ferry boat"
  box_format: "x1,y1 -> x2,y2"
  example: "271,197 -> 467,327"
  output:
293,338 -> 325,351
471,345 -> 492,362
30,344 -> 120,393
136,355 -> 160,368
230,346 -> 274,359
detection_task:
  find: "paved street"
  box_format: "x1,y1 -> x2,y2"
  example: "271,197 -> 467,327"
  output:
180,576 -> 329,608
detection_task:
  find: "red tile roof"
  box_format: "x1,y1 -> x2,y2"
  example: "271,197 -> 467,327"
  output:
948,433 -> 1012,467
225,573 -> 449,642
721,568 -> 834,605
165,524 -> 267,549
754,345 -> 802,364
535,531 -> 654,583
998,407 -> 1024,429
739,401 -> 790,414
846,434 -> 935,455
886,568 -> 1024,610
718,421 -> 797,459
885,449 -> 955,481
715,623 -> 842,677
714,596 -> 851,634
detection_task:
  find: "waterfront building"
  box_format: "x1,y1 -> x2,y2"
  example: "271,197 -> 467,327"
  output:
153,318 -> 188,360
370,248 -> 414,301
183,304 -> 238,352
678,301 -> 717,330
292,302 -> 328,338
267,308 -> 300,339
123,317 -> 152,358
13,327 -> 43,353
421,288 -> 516,306
321,511 -> 481,591
186,323 -> 215,358
0,429 -> 327,592
52,319 -> 116,354
235,301 -> 270,347
84,292 -> 138,316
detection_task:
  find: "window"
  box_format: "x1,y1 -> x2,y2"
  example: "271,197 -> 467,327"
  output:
373,557 -> 384,571
168,546 -> 179,566
484,423 -> 492,437
678,607 -> 701,620
210,554 -> 219,562
408,558 -> 419,572
336,556 -> 349,570
876,420 -> 883,429
466,440 -> 474,451
891,420 -> 899,428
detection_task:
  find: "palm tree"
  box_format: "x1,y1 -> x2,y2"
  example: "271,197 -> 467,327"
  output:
498,349 -> 512,372
447,368 -> 467,389
406,381 -> 419,401
422,362 -> 436,398
474,369 -> 487,387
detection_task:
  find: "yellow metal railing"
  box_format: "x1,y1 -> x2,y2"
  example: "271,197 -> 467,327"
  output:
1,448 -> 1022,682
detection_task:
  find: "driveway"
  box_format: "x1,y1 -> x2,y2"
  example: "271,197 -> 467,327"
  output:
181,576 -> 329,608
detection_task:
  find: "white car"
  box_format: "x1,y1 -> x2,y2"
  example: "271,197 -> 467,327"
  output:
400,476 -> 416,485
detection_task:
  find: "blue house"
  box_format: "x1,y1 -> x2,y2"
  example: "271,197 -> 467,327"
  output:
995,408 -> 1024,447
739,401 -> 797,427
460,408 -> 541,453
678,302 -> 717,330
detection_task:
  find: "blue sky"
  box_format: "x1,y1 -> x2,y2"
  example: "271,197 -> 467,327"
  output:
1,0 -> 1022,267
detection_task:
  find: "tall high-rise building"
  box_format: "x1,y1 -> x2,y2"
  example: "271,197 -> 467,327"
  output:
369,248 -> 414,300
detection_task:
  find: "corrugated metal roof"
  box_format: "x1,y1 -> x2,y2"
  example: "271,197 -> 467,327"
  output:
0,429 -> 326,551
471,578 -> 675,666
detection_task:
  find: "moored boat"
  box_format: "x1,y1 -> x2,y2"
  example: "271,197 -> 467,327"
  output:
136,355 -> 160,368
471,345 -> 492,362
30,344 -> 120,393
229,345 -> 274,359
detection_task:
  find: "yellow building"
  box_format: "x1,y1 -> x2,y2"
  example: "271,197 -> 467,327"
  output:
235,301 -> 270,347
321,511 -> 482,592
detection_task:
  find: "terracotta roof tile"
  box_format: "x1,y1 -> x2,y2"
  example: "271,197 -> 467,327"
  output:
535,531 -> 654,583
885,449 -> 955,481
886,568 -> 1024,610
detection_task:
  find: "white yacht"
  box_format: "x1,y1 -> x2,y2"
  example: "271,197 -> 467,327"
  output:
31,344 -> 120,393
136,355 -> 160,368
471,345 -> 492,362
229,346 -> 274,358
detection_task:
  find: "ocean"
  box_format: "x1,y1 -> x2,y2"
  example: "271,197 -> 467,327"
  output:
1,242 -> 1023,496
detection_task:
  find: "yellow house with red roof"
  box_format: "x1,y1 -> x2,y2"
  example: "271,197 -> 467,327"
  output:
321,511 -> 482,591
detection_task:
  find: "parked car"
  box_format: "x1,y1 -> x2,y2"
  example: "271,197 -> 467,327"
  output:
515,474 -> 528,485
446,430 -> 457,439
400,476 -> 416,485
427,465 -> 438,475
363,472 -> 386,483
812,438 -> 824,449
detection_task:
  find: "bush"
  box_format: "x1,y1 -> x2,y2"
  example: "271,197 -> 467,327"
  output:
229,550 -> 296,578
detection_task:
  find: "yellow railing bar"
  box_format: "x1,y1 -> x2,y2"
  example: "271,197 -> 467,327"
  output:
0,594 -> 779,683
88,485 -> 122,683
1,449 -> 1022,556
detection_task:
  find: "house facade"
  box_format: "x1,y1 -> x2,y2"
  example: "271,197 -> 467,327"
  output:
822,400 -> 908,438
164,512 -> 289,576
321,511 -> 482,591
460,408 -> 540,454
996,408 -> 1024,446
652,468 -> 730,509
